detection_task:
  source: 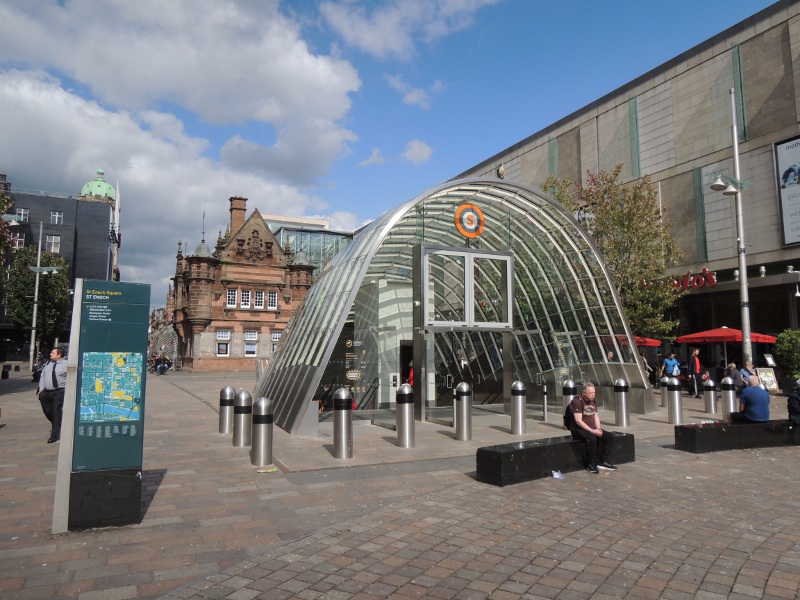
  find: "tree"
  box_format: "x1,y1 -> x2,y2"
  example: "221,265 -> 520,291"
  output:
3,245 -> 71,347
542,165 -> 685,339
774,329 -> 800,380
0,187 -> 12,254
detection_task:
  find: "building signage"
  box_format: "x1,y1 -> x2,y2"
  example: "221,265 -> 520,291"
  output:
672,268 -> 716,290
774,134 -> 800,245
454,203 -> 485,238
71,280 -> 150,471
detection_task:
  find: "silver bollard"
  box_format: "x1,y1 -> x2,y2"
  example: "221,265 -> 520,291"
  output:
660,376 -> 670,407
541,381 -> 548,423
333,388 -> 353,459
614,378 -> 630,427
232,389 -> 253,447
250,396 -> 273,467
455,382 -> 472,441
667,377 -> 683,425
704,379 -> 717,414
720,377 -> 736,423
396,383 -> 414,448
219,385 -> 235,434
511,381 -> 526,435
562,379 -> 577,409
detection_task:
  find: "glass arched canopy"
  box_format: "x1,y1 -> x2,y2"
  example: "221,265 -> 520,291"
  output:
255,178 -> 649,435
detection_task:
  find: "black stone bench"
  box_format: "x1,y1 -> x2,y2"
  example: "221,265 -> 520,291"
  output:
476,432 -> 636,487
674,420 -> 800,454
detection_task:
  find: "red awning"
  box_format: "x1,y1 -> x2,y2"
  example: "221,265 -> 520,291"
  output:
676,326 -> 776,344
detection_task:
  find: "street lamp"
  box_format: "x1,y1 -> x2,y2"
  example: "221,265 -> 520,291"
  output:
28,222 -> 59,371
710,87 -> 752,365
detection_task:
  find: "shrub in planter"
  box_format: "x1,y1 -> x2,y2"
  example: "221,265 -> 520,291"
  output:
774,329 -> 800,390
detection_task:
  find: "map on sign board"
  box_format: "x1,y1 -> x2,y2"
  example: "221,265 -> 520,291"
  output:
80,352 -> 143,422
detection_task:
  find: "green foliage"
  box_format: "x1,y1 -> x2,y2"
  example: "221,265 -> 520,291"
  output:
774,329 -> 800,379
0,188 -> 12,254
3,244 -> 71,344
543,165 -> 685,340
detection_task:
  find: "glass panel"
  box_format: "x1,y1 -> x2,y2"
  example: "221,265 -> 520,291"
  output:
427,253 -> 465,324
473,256 -> 509,325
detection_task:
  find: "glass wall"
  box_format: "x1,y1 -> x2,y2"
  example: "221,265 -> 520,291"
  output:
254,179 -> 649,434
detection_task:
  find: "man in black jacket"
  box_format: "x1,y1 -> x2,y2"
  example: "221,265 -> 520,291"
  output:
788,380 -> 800,426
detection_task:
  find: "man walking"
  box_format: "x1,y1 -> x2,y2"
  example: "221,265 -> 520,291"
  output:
566,381 -> 617,474
689,348 -> 703,398
37,346 -> 67,443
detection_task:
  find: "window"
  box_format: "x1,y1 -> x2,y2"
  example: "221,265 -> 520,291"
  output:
240,290 -> 251,308
46,235 -> 60,253
226,289 -> 237,308
245,330 -> 258,356
271,331 -> 281,352
15,208 -> 28,222
11,233 -> 24,249
216,330 -> 230,356
267,290 -> 278,310
254,290 -> 264,309
51,211 -> 63,225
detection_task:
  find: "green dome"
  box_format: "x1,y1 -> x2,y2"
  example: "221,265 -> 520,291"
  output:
81,169 -> 116,199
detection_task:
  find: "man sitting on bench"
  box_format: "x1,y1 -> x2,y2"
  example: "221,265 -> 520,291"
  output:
730,375 -> 770,423
567,382 -> 617,474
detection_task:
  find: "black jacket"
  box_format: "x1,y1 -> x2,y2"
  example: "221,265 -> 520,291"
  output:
788,390 -> 800,425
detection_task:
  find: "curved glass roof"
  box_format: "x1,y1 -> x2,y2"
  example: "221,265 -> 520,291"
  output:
255,178 -> 646,433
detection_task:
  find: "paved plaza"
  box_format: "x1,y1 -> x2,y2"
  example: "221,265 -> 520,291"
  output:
0,366 -> 798,599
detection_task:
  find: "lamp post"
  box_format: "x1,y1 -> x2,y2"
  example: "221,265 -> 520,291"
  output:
28,222 -> 59,371
710,87 -> 752,365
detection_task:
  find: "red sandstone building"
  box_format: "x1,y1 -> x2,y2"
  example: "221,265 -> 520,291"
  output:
171,196 -> 314,372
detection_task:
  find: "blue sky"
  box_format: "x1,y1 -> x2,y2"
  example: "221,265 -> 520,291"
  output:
0,0 -> 777,307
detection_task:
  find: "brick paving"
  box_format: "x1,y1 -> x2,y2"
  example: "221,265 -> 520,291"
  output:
0,366 -> 798,599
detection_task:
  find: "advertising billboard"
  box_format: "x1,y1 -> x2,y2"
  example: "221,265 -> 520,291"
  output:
774,134 -> 800,245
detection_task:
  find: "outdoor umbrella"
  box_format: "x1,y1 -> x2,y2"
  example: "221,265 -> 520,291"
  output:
675,326 -> 776,365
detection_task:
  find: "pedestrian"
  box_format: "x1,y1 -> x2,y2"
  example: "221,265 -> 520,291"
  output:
37,346 -> 67,444
565,381 -> 617,474
661,352 -> 681,379
787,379 -> 800,425
730,375 -> 770,423
689,348 -> 703,398
640,352 -> 654,384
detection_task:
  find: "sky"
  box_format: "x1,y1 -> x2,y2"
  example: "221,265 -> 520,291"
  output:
0,0 -> 779,308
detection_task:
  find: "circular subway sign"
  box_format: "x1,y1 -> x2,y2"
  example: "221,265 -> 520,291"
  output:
454,203 -> 485,238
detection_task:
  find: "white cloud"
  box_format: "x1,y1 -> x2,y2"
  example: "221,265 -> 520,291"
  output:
0,0 -> 362,185
320,0 -> 502,60
401,139 -> 433,165
0,70 -> 327,306
385,74 -> 445,110
359,148 -> 387,166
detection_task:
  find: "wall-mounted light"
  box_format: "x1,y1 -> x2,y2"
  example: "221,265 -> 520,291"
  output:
496,164 -> 505,179
733,269 -> 739,281
759,266 -> 766,277
796,284 -> 800,298
710,175 -> 726,191
789,265 -> 795,273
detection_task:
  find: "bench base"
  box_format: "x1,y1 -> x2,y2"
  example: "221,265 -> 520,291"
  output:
476,432 -> 635,487
674,420 -> 800,454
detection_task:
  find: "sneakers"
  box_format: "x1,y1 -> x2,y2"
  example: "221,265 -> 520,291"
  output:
585,464 -> 599,474
597,462 -> 617,471
47,434 -> 59,444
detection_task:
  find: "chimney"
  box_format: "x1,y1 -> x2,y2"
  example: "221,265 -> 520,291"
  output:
229,196 -> 247,234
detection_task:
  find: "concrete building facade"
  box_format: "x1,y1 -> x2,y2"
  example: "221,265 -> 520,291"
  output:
456,0 -> 800,365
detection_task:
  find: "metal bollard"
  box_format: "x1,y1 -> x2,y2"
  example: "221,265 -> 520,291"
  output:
511,381 -> 526,435
455,382 -> 472,441
333,387 -> 353,459
232,389 -> 253,447
250,396 -> 273,467
704,379 -> 718,414
667,377 -> 683,425
720,377 -> 736,423
219,386 -> 236,434
541,381 -> 548,423
562,379 -> 577,409
396,383 -> 414,448
660,376 -> 670,407
614,378 -> 630,427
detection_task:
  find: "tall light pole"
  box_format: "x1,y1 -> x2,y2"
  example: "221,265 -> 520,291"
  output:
28,222 -> 59,371
710,87 -> 751,365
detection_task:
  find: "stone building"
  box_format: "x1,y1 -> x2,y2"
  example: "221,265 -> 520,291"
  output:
171,196 -> 314,373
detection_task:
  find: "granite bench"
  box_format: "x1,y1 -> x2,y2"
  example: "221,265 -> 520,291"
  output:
476,432 -> 636,487
674,420 -> 800,454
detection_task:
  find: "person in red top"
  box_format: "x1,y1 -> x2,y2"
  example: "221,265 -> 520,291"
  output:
567,382 -> 617,474
689,348 -> 703,398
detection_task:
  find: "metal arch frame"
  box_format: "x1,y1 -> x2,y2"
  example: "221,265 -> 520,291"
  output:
254,177 -> 648,435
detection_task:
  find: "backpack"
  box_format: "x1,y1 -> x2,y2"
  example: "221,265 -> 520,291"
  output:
563,404 -> 576,430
